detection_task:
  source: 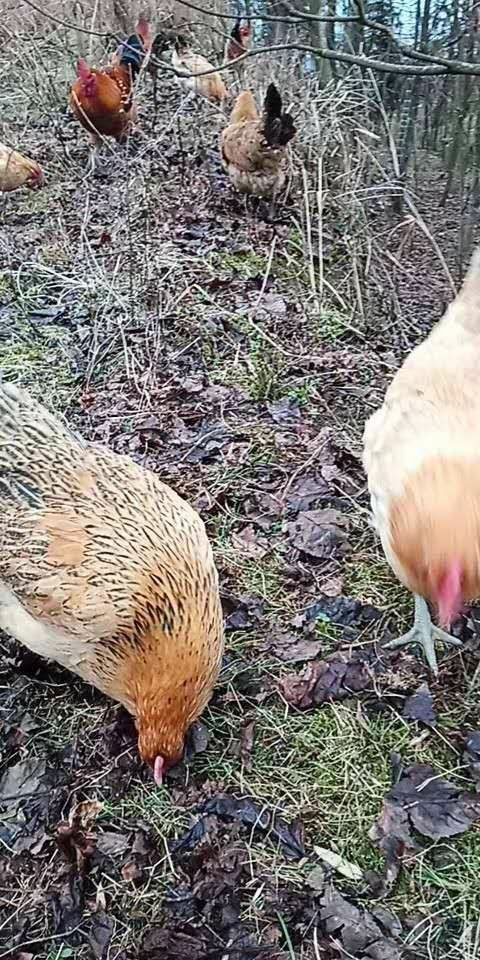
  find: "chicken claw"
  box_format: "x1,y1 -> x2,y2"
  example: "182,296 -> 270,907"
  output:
384,594 -> 462,675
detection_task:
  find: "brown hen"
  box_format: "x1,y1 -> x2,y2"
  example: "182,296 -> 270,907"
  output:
220,83 -> 295,200
69,19 -> 151,172
0,142 -> 44,192
0,383 -> 224,783
172,36 -> 228,103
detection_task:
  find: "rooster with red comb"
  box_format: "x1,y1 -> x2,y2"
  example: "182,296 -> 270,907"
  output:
69,19 -> 151,172
225,18 -> 252,63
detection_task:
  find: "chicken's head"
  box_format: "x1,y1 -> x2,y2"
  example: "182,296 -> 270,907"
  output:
136,18 -> 152,51
76,59 -> 97,98
27,166 -> 44,190
137,717 -> 185,786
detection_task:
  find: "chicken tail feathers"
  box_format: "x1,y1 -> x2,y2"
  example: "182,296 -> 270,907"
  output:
262,84 -> 295,148
231,18 -> 242,43
118,33 -> 147,75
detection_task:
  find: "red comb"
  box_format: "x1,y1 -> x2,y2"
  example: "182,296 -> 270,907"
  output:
136,18 -> 151,48
77,58 -> 92,82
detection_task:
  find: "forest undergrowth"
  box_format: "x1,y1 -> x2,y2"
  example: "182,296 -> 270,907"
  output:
1,15 -> 480,960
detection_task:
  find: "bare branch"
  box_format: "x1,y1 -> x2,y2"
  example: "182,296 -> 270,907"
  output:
351,0 -> 466,68
19,0 -> 480,81
171,0 -> 358,26
150,41 -> 480,80
21,0 -> 115,38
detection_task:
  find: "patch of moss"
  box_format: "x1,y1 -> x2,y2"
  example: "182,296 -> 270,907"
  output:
0,326 -> 77,408
314,306 -> 352,343
213,250 -> 269,279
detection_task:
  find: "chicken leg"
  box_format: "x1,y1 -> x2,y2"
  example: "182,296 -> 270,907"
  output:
87,133 -> 102,175
384,594 -> 462,674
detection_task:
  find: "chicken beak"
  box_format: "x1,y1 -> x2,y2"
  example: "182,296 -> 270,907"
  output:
153,755 -> 165,786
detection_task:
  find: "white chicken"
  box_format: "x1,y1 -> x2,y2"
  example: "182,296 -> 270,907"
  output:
363,248 -> 480,673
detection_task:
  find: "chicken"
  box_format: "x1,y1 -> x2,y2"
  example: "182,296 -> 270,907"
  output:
172,36 -> 228,104
70,19 -> 151,171
220,83 -> 295,200
362,247 -> 480,673
0,382 -> 224,784
225,19 -> 252,63
0,142 -> 44,192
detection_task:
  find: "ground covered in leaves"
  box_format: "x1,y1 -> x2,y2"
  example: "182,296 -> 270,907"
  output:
1,38 -> 480,960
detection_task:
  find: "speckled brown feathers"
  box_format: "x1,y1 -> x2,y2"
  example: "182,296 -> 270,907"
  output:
0,383 -> 224,769
220,83 -> 295,198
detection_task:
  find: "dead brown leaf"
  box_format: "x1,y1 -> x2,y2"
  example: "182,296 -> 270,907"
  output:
371,758 -> 480,886
285,508 -> 349,559
121,860 -> 143,882
319,884 -> 403,960
279,654 -> 372,709
240,719 -> 256,770
231,524 -> 270,559
262,631 -> 322,663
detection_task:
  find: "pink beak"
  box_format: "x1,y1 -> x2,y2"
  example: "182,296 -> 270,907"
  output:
153,755 -> 164,786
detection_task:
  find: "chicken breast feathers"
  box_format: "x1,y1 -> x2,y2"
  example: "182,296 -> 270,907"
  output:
363,248 -> 480,608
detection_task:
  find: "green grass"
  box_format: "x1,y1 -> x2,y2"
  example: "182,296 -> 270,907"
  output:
285,378 -> 318,405
101,698 -> 480,936
344,553 -> 412,624
207,331 -> 288,401
0,327 -> 77,408
314,306 -> 353,343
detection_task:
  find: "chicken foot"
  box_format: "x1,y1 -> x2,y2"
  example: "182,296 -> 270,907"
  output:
384,594 -> 462,675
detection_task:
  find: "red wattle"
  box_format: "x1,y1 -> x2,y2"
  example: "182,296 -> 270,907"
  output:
437,559 -> 462,628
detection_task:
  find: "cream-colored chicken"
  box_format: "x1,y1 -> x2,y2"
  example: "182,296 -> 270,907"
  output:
0,142 -> 44,192
0,383 -> 224,782
363,247 -> 480,673
220,83 -> 295,199
172,36 -> 228,103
